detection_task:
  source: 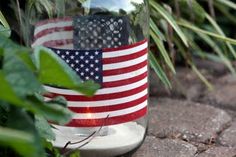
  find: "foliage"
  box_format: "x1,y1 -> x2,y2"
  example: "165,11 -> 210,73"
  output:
0,1 -> 100,157
0,35 -> 99,156
150,0 -> 236,88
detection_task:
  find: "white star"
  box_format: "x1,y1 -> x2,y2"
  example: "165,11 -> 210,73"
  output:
66,59 -> 70,63
85,68 -> 89,72
71,64 -> 75,67
90,64 -> 94,68
75,60 -> 79,63
90,55 -> 94,59
61,55 -> 65,59
95,67 -> 99,71
66,51 -> 70,55
76,68 -> 79,72
85,60 -> 89,63
80,64 -> 84,68
90,72 -> 94,76
95,51 -> 99,55
81,72 -> 85,76
95,60 -> 99,63
95,76 -> 99,80
56,50 -> 60,54
75,52 -> 79,55
85,52 -> 89,55
80,56 -> 84,59
70,55 -> 75,59
85,76 -> 90,80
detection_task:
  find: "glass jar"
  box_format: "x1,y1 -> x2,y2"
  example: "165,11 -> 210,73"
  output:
28,0 -> 149,156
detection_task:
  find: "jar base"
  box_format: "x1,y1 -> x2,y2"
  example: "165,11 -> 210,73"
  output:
52,122 -> 146,157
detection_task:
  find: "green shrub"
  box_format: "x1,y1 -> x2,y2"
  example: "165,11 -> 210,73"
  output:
0,35 -> 99,156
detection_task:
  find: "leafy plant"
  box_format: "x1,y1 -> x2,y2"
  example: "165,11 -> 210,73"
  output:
0,35 -> 99,156
150,0 -> 236,88
0,11 -> 11,37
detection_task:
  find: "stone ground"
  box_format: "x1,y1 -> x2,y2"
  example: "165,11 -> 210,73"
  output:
132,60 -> 236,157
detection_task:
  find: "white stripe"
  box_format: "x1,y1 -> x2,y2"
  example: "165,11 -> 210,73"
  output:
44,77 -> 147,95
44,89 -> 148,107
72,100 -> 147,119
34,21 -> 73,35
103,54 -> 147,70
32,31 -> 73,47
103,41 -> 148,58
103,66 -> 147,82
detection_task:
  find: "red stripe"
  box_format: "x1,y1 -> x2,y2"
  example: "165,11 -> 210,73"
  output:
38,39 -> 73,47
69,94 -> 148,113
66,107 -> 147,127
103,71 -> 148,88
34,26 -> 73,40
103,48 -> 147,64
43,72 -> 147,94
103,39 -> 147,52
46,83 -> 148,101
35,17 -> 72,27
103,61 -> 147,76
44,72 -> 147,94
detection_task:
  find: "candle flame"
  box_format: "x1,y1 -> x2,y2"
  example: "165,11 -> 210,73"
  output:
87,113 -> 93,119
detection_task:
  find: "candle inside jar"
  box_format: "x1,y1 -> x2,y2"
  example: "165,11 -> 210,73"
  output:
52,122 -> 146,157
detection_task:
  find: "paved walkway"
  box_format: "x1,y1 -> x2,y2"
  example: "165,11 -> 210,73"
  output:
133,60 -> 236,157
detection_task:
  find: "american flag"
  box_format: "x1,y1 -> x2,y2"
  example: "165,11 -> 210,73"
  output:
33,17 -> 148,127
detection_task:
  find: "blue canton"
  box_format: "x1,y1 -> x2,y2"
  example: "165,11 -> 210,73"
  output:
50,48 -> 103,85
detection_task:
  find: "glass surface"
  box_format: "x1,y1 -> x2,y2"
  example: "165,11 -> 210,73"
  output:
27,0 -> 149,157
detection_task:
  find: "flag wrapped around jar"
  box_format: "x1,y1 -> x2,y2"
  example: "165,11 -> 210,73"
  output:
29,0 -> 149,157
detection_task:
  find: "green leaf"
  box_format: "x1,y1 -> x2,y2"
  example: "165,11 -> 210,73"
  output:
35,115 -> 55,141
189,0 -> 236,59
205,13 -> 236,59
27,96 -> 73,125
39,102 -> 73,125
178,0 -> 206,23
216,0 -> 236,10
33,46 -> 99,96
0,72 -> 72,124
3,53 -> 44,97
150,30 -> 176,74
0,11 -> 10,29
173,37 -> 214,90
18,52 -> 37,71
6,107 -> 46,157
191,64 -> 214,91
196,31 -> 236,75
215,2 -> 236,25
149,50 -> 171,88
0,101 -> 9,126
150,18 -> 166,41
0,11 -> 10,37
177,20 -> 236,76
0,25 -> 11,37
149,0 -> 189,47
0,35 -> 29,53
177,20 -> 236,45
46,96 -> 67,107
0,71 -> 24,106
27,0 -> 54,18
55,0 -> 66,17
0,127 -> 37,157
